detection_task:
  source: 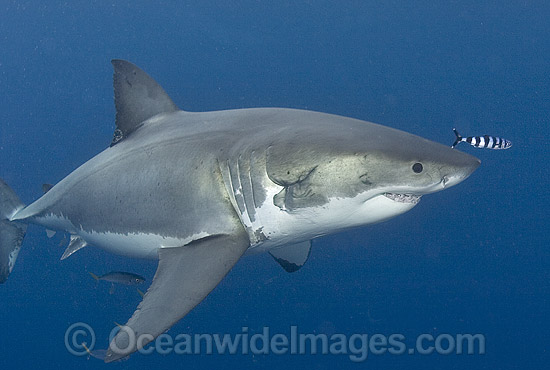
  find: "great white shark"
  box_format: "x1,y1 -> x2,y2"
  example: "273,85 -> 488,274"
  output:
0,60 -> 480,362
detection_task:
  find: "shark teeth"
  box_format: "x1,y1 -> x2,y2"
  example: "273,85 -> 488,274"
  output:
383,193 -> 422,204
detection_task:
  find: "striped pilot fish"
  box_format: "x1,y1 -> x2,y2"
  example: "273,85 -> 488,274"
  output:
452,128 -> 512,150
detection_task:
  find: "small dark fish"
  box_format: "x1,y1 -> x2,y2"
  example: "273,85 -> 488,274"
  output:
89,271 -> 145,285
452,128 -> 512,149
84,345 -> 108,361
83,344 -> 128,362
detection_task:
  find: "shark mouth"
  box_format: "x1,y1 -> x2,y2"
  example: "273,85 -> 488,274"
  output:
383,193 -> 422,204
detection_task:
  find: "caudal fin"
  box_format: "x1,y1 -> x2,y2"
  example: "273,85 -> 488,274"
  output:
451,128 -> 462,148
89,272 -> 100,281
0,179 -> 27,283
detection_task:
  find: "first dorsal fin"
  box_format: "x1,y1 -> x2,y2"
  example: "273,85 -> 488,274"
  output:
110,60 -> 180,146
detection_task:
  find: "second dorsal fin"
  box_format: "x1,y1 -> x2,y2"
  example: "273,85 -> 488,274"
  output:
110,60 -> 180,146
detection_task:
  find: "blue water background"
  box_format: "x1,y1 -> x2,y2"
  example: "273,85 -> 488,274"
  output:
1,1 -> 548,369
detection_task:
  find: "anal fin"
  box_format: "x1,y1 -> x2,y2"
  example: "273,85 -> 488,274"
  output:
269,240 -> 312,273
60,235 -> 88,260
105,232 -> 249,362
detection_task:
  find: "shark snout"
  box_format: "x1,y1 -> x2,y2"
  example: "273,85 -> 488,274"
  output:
442,155 -> 480,189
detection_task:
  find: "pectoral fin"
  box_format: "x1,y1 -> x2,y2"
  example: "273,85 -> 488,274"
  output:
105,232 -> 249,362
269,240 -> 312,273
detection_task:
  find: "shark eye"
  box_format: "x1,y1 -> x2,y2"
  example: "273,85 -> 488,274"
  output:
412,162 -> 423,173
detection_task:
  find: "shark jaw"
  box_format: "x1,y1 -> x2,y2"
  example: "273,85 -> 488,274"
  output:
383,192 -> 422,204
381,174 -> 457,205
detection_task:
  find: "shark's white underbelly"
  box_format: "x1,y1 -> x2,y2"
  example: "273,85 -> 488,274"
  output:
244,187 -> 417,253
32,213 -> 213,259
78,230 -> 211,259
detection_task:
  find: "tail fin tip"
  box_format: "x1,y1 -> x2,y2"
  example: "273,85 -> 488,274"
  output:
451,128 -> 462,148
0,179 -> 27,283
